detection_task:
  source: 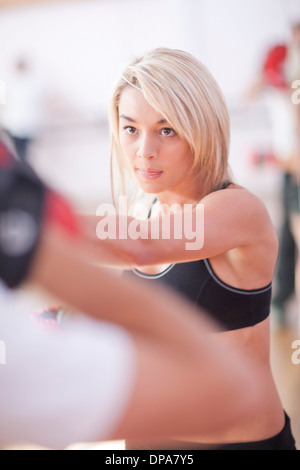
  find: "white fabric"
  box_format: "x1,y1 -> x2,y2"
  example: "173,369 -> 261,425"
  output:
0,284 -> 136,449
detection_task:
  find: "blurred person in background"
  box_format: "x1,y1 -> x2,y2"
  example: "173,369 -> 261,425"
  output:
0,139 -> 277,450
79,48 -> 295,450
0,57 -> 46,162
246,22 -> 300,327
0,128 -> 18,161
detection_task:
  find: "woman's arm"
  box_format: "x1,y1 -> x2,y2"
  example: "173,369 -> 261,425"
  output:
29,224 -> 265,442
79,187 -> 278,270
0,158 -> 265,443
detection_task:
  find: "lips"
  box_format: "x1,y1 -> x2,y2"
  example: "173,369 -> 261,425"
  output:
137,169 -> 163,181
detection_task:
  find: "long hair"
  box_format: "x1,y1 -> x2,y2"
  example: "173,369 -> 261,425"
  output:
109,48 -> 231,210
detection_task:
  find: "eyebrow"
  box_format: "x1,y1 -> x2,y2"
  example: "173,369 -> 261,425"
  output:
119,114 -> 167,125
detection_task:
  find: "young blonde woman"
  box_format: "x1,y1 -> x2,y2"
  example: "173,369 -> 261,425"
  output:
0,146 -> 272,449
81,48 -> 296,449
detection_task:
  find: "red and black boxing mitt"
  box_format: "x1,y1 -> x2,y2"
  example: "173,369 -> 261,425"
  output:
0,139 -> 79,288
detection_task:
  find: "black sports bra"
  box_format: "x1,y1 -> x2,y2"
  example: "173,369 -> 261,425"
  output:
123,181 -> 272,331
123,259 -> 272,331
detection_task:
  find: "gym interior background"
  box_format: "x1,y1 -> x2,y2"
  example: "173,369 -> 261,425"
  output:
0,0 -> 299,450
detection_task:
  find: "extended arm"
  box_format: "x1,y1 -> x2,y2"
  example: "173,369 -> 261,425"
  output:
78,187 -> 277,271
0,157 -> 265,444
30,223 -> 264,442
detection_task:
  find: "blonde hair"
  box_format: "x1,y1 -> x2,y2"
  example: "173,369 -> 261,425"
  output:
109,47 -> 231,209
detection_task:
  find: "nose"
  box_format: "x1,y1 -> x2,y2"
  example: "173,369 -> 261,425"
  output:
137,134 -> 157,160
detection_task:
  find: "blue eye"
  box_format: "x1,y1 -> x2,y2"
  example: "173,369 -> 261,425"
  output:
161,128 -> 176,136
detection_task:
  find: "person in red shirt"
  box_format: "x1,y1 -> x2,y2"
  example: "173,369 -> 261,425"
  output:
247,23 -> 300,327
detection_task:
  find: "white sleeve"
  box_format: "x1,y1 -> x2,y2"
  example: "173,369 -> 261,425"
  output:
0,286 -> 137,450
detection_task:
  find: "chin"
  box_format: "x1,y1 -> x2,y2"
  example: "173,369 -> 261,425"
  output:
135,178 -> 163,193
140,186 -> 160,195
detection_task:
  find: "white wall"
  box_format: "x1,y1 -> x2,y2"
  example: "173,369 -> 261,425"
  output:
0,0 -> 299,208
195,0 -> 299,101
0,0 -> 188,119
0,0 -> 299,116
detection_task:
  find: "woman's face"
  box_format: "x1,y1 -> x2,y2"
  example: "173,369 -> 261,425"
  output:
118,86 -> 196,202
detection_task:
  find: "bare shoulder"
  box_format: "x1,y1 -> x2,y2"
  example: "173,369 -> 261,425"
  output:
202,183 -> 273,223
201,184 -> 278,283
201,183 -> 278,249
202,182 -> 261,203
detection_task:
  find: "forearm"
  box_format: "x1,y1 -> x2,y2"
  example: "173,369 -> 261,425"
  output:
78,213 -> 147,268
78,192 -> 268,271
78,208 -> 206,268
